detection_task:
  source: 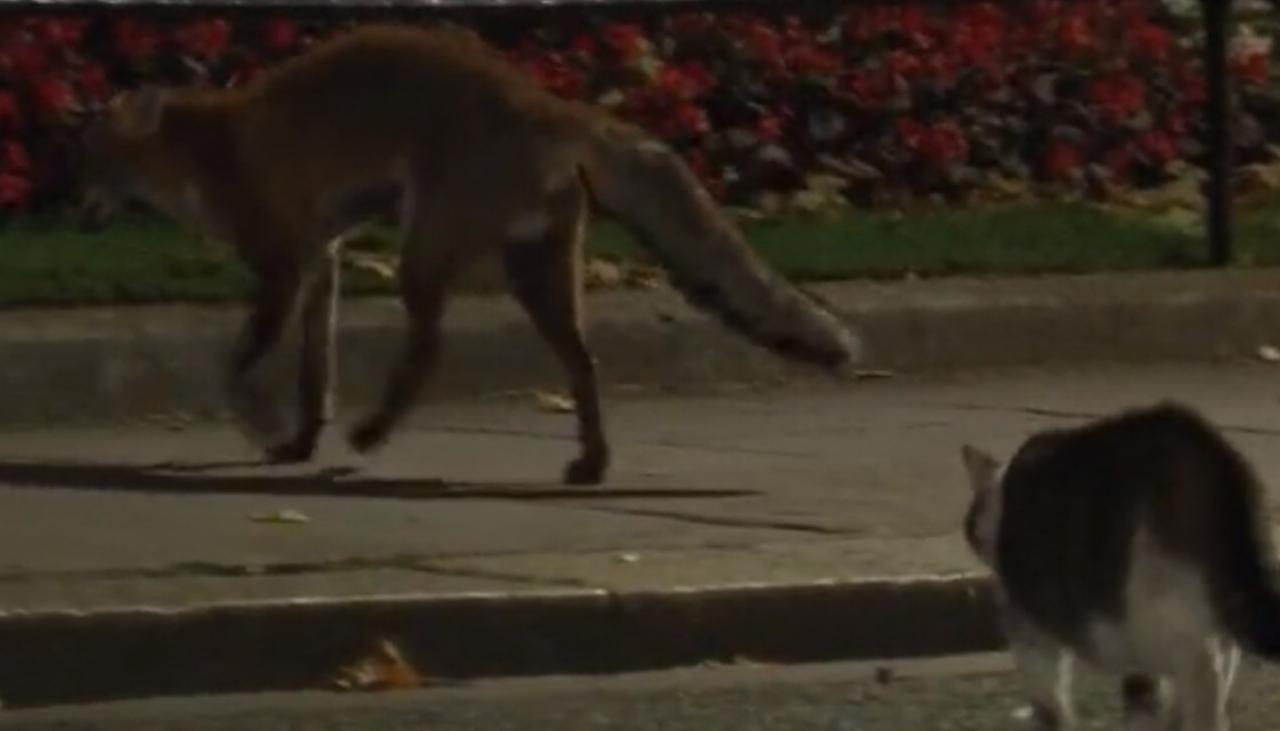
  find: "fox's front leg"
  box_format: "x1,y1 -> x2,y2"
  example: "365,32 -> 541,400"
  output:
266,245 -> 340,463
226,262 -> 306,458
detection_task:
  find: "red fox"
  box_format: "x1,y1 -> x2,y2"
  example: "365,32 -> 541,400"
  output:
77,24 -> 861,484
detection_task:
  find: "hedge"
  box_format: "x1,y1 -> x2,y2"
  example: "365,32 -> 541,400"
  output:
0,0 -> 1276,219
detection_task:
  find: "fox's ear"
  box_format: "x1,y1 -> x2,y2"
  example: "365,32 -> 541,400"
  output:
961,444 -> 1001,494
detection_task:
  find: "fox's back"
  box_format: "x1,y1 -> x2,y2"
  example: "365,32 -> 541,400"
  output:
231,26 -> 582,180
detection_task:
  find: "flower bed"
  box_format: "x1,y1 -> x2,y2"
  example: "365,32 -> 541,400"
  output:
0,1 -> 1275,218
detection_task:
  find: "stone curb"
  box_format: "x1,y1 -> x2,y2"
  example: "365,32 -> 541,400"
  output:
0,575 -> 1001,709
3,268 -> 1280,426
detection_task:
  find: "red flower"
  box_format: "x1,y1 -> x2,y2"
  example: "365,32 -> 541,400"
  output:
1233,52 -> 1269,86
1087,73 -> 1146,124
742,21 -> 783,68
845,69 -> 890,103
1137,129 -> 1176,165
1058,11 -> 1093,54
33,77 -> 75,118
662,102 -> 710,138
524,54 -> 584,99
114,18 -> 160,61
919,121 -> 970,167
569,33 -> 597,60
177,18 -> 232,60
7,43 -> 49,77
657,63 -> 713,101
263,19 -> 299,53
900,118 -> 970,168
1,140 -> 28,172
1179,66 -> 1206,105
1102,146 -> 1134,177
888,49 -> 924,81
950,5 -> 1005,68
1045,141 -> 1082,179
39,18 -> 87,48
757,114 -> 784,142
0,92 -> 21,131
79,63 -> 110,100
788,45 -> 842,77
1128,23 -> 1172,63
897,117 -> 927,150
0,172 -> 30,209
602,23 -> 646,62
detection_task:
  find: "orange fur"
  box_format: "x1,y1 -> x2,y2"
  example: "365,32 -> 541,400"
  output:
79,24 -> 860,483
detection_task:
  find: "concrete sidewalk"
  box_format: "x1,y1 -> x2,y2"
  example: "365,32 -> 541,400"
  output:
3,362 -> 1280,706
5,268 -> 1280,426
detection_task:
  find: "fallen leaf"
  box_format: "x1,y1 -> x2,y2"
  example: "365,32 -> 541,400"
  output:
623,262 -> 665,289
615,552 -> 641,564
1259,344 -> 1280,363
584,258 -> 624,289
853,369 -> 896,380
332,638 -> 424,692
249,509 -> 310,525
1011,705 -> 1036,722
346,252 -> 399,281
533,390 -> 576,413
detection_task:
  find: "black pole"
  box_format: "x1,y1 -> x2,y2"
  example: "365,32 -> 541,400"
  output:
1201,0 -> 1235,267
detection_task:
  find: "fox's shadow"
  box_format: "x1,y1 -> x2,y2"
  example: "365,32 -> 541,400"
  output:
0,458 -> 756,501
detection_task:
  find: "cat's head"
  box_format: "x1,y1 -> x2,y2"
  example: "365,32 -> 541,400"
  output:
960,444 -> 1005,567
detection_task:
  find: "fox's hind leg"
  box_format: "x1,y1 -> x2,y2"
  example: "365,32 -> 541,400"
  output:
501,180 -> 608,485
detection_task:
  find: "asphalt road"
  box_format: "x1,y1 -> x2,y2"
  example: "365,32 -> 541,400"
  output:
10,654 -> 1280,730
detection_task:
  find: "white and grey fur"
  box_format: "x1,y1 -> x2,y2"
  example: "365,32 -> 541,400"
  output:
961,403 -> 1280,731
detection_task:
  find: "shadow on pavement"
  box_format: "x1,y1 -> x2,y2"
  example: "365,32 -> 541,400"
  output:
0,458 -> 757,501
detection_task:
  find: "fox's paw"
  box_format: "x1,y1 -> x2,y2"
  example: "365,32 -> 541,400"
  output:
228,385 -> 291,451
347,418 -> 390,455
264,436 -> 319,465
563,454 -> 608,486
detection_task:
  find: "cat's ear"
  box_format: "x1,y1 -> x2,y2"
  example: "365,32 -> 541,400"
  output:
961,444 -> 1001,494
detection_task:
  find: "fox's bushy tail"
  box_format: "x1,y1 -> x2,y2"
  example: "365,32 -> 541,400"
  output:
577,121 -> 861,370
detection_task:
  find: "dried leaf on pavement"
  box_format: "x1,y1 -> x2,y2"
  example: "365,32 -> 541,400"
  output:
852,369 -> 896,380
248,508 -> 310,525
584,258 -> 625,289
332,638 -> 424,692
345,252 -> 399,281
533,390 -> 576,413
1259,344 -> 1280,363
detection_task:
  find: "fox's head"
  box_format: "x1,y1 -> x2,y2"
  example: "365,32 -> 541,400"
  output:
77,88 -> 168,233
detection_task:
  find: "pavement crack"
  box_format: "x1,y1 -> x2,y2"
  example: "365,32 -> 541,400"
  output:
410,563 -> 587,589
428,424 -> 811,459
577,505 -> 850,536
0,555 -> 595,591
0,554 -> 450,584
